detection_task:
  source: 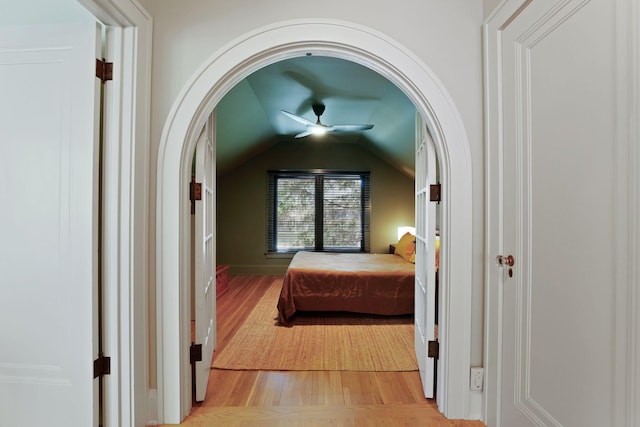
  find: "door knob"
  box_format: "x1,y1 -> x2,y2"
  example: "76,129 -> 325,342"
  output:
496,255 -> 515,277
496,255 -> 515,267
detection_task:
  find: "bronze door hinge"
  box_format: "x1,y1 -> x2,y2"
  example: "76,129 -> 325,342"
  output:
190,181 -> 202,201
190,179 -> 202,214
96,58 -> 113,82
93,355 -> 111,378
428,340 -> 439,360
430,184 -> 441,203
190,343 -> 203,364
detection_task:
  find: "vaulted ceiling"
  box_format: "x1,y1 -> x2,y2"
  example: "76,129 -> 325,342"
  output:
215,55 -> 417,177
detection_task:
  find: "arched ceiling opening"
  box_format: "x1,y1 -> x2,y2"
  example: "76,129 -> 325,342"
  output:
216,56 -> 417,177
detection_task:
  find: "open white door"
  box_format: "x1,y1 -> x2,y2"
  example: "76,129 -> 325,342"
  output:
0,17 -> 101,427
193,114 -> 217,402
414,114 -> 438,398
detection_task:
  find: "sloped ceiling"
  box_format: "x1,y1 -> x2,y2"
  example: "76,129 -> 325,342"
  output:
216,55 -> 417,177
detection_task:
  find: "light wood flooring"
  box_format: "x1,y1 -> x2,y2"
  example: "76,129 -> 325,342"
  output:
162,275 -> 486,427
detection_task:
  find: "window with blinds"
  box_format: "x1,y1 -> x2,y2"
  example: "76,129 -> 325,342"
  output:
267,170 -> 371,253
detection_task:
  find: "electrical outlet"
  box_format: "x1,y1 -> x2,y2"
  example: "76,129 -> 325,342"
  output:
470,367 -> 484,391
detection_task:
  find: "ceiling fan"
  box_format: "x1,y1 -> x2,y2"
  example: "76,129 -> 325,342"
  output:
281,103 -> 374,138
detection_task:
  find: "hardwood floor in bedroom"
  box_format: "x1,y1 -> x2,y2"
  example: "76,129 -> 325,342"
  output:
164,275 -> 485,427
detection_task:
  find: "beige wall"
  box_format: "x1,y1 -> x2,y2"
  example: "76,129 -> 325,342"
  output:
137,0 -> 485,384
217,139 -> 415,275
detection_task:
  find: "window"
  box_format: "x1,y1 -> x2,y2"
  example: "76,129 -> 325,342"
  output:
267,170 -> 371,253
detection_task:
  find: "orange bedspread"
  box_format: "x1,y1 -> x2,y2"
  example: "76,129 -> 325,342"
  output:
277,251 -> 415,325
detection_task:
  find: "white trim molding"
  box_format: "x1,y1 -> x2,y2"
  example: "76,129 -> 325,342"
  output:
78,1 -> 152,426
156,19 -> 474,424
628,0 -> 640,423
615,3 -> 640,426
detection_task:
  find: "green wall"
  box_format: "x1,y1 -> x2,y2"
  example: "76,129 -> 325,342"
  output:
217,138 -> 415,274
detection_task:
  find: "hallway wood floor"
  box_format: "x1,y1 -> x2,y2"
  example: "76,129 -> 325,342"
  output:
162,275 -> 486,427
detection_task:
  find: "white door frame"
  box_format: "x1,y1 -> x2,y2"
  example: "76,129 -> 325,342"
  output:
483,1 -> 640,426
77,1 -> 152,425
156,19 -> 474,424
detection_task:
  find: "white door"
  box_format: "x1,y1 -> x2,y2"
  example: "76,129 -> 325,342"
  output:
414,114 -> 437,398
487,0 -> 623,425
0,18 -> 101,427
193,114 -> 217,402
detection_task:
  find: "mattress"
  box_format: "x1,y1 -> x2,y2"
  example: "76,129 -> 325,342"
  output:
277,251 -> 415,325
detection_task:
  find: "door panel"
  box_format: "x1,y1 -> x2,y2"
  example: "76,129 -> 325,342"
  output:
495,0 -> 617,425
414,114 -> 437,398
193,114 -> 217,402
0,20 -> 100,426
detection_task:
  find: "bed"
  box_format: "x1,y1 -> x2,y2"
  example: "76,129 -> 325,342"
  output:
276,251 -> 415,325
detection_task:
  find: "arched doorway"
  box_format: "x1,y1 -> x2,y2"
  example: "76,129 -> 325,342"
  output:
156,19 -> 473,424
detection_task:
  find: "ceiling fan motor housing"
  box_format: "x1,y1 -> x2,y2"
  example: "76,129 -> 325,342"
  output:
312,103 -> 326,118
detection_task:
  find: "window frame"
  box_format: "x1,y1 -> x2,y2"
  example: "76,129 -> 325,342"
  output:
266,169 -> 371,254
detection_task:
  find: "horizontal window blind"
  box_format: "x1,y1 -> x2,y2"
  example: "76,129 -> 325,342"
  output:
276,177 -> 315,250
267,171 -> 370,253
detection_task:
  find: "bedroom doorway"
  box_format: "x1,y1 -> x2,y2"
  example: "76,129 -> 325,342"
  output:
156,20 -> 473,424
210,55 -> 431,402
209,54 -> 440,396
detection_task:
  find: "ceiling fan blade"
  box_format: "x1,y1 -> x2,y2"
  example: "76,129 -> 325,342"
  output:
330,124 -> 374,132
281,110 -> 315,126
294,129 -> 314,138
284,104 -> 374,138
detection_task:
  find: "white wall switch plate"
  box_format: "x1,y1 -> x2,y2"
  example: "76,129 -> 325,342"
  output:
470,367 -> 484,391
